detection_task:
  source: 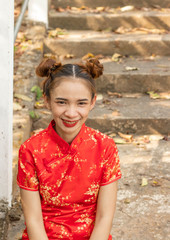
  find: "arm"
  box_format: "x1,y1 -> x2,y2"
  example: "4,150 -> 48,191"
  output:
20,189 -> 48,240
89,181 -> 118,240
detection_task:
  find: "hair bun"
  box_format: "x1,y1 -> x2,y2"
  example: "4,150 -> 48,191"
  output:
85,58 -> 103,79
36,58 -> 62,77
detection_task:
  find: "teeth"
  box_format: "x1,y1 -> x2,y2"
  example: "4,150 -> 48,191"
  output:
63,120 -> 77,124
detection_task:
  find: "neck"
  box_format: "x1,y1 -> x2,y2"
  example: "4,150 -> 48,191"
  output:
55,126 -> 81,144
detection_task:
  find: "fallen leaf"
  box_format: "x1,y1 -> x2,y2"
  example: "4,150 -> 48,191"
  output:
80,6 -> 87,10
125,66 -> 139,71
34,101 -> 45,109
43,53 -> 57,59
96,7 -> 105,12
141,178 -> 148,187
109,133 -> 116,138
96,94 -> 103,101
39,110 -> 52,115
151,180 -> 162,187
103,98 -> 112,104
56,7 -> 65,12
147,91 -> 160,99
48,28 -> 67,38
111,53 -> 122,62
124,198 -> 130,204
14,93 -> 32,102
112,111 -> 120,116
65,54 -> 74,59
13,102 -> 22,111
121,5 -> 134,12
107,91 -> 122,98
114,138 -> 127,144
118,132 -> 133,142
162,136 -> 170,141
82,53 -> 95,60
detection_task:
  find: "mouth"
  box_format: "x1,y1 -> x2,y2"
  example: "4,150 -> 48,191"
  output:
62,119 -> 80,127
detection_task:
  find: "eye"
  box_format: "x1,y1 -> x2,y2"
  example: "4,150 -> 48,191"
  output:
78,102 -> 88,106
56,101 -> 66,105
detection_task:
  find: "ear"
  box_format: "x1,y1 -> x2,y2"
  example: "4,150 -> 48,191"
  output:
44,95 -> 51,110
90,95 -> 97,111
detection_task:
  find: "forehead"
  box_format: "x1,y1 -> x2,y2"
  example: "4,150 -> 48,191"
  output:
51,78 -> 92,99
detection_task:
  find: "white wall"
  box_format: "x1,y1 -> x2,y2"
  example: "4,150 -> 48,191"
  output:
28,0 -> 48,27
0,0 -> 14,205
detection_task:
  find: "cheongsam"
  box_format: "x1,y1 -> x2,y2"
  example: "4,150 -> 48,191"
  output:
17,120 -> 121,240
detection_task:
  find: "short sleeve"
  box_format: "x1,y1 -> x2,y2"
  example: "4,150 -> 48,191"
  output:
100,139 -> 121,186
17,144 -> 39,191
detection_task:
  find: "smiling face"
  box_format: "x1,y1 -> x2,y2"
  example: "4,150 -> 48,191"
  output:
45,78 -> 96,143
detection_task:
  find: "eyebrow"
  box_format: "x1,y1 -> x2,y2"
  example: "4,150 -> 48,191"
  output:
55,98 -> 89,101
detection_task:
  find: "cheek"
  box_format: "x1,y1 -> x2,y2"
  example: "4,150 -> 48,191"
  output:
79,107 -> 91,117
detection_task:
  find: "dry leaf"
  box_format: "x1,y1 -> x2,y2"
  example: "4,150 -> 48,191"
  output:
103,98 -> 112,104
124,198 -> 130,204
107,91 -> 122,98
39,110 -> 52,115
118,132 -> 133,142
82,53 -> 95,60
96,94 -> 103,101
80,6 -> 87,10
141,178 -> 148,186
114,138 -> 127,144
48,28 -> 67,38
65,54 -> 74,59
125,66 -> 139,71
147,91 -> 170,100
111,53 -> 122,62
13,102 -> 22,111
121,5 -> 134,12
96,7 -> 105,12
151,180 -> 162,187
14,93 -> 32,102
44,53 -> 57,59
109,133 -> 116,138
34,101 -> 45,109
56,7 -> 65,12
112,111 -> 120,116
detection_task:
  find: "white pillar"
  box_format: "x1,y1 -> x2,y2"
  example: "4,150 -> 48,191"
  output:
0,0 -> 14,205
28,0 -> 48,27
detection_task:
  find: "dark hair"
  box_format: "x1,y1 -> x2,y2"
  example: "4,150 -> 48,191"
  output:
36,58 -> 104,99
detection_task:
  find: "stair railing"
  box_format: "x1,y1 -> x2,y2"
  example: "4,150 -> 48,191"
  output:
14,0 -> 30,43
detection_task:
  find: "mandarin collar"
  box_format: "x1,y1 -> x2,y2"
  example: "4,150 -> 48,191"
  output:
47,120 -> 85,154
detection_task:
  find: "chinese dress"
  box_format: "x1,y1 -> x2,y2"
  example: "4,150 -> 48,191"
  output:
17,120 -> 121,240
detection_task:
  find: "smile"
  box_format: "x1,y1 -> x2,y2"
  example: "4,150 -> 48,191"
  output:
62,119 -> 80,128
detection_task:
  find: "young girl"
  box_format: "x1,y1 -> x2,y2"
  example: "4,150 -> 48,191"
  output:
17,58 -> 121,240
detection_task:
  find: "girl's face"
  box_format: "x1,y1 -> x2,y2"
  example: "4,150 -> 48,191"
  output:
45,78 -> 96,143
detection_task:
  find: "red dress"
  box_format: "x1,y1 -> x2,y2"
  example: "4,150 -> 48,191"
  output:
17,120 -> 121,240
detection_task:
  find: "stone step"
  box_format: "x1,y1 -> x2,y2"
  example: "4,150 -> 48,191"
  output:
87,95 -> 170,134
61,56 -> 170,93
49,10 -> 170,31
51,0 -> 170,8
32,95 -> 170,135
44,31 -> 170,57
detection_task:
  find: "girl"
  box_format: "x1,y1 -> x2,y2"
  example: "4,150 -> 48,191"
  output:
17,58 -> 121,240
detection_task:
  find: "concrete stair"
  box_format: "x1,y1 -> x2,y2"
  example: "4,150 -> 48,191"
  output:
49,10 -> 170,31
41,1 -> 170,135
44,31 -> 170,57
51,0 -> 170,8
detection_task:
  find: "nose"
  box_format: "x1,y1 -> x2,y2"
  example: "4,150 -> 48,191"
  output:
64,105 -> 78,119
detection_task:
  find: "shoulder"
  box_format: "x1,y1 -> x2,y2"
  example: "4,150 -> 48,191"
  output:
20,128 -> 49,151
84,125 -> 116,148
